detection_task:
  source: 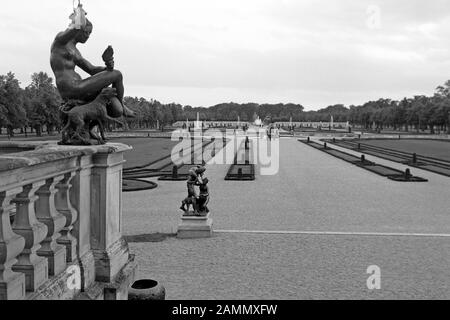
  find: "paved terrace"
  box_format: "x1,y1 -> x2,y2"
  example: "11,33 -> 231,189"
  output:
123,137 -> 450,299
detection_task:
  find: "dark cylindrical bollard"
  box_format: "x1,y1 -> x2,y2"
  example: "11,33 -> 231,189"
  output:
358,143 -> 361,150
332,138 -> 336,143
361,154 -> 366,163
128,279 -> 166,300
179,136 -> 183,142
238,168 -> 243,178
324,142 -> 327,149
412,153 -> 417,164
405,168 -> 411,180
211,147 -> 215,157
307,137 -> 310,143
172,165 -> 178,179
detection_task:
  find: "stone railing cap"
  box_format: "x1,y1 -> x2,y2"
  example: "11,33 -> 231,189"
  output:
0,142 -> 132,172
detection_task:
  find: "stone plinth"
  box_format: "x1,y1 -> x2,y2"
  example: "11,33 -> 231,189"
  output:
177,213 -> 213,239
90,144 -> 131,283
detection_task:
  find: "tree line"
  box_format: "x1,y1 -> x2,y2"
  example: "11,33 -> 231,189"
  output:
124,81 -> 450,134
1,71 -> 450,135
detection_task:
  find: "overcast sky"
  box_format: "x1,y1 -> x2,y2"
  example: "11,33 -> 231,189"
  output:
1,0 -> 449,110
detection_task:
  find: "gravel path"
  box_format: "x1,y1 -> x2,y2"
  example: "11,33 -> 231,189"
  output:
130,233 -> 450,300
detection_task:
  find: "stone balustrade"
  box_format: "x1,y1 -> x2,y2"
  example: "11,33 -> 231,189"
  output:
0,142 -> 136,300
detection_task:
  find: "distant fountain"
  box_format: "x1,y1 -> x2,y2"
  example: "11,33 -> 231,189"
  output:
195,112 -> 201,129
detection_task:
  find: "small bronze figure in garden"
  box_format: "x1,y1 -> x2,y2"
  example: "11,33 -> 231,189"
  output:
180,166 -> 209,216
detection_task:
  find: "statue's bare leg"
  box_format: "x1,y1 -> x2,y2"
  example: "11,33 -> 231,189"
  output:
96,121 -> 107,145
61,70 -> 122,100
62,70 -> 135,117
89,121 -> 102,141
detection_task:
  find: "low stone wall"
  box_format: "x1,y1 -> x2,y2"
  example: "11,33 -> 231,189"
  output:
0,142 -> 136,300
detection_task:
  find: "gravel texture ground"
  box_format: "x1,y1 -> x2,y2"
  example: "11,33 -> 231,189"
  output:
130,233 -> 450,300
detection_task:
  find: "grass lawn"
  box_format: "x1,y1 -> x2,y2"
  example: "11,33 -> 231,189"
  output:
111,137 -> 209,169
362,139 -> 450,161
110,137 -> 180,169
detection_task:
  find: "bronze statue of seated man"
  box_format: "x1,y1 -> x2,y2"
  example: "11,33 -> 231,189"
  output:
51,15 -> 135,145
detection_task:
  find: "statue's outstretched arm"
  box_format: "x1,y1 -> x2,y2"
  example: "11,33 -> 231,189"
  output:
76,56 -> 106,76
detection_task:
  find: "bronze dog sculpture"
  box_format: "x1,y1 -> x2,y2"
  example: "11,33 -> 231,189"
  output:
61,88 -> 123,145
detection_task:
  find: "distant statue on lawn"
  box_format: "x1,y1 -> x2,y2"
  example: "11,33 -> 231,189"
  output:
180,166 -> 209,216
50,2 -> 135,145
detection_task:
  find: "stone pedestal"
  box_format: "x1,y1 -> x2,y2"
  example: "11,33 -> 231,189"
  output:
90,145 -> 132,283
177,213 -> 213,239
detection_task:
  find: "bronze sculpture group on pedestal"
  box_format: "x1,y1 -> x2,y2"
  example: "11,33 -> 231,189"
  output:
180,166 -> 210,216
50,4 -> 135,145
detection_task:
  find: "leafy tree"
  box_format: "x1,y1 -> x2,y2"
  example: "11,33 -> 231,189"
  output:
24,72 -> 61,136
0,104 -> 9,134
0,72 -> 26,136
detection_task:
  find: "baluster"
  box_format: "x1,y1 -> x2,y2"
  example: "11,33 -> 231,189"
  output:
12,182 -> 48,292
55,172 -> 78,263
0,188 -> 26,300
35,176 -> 67,276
